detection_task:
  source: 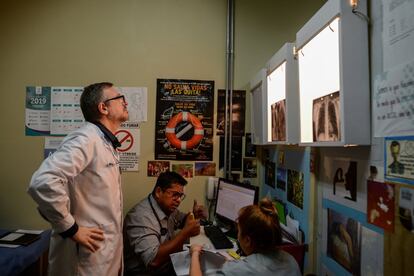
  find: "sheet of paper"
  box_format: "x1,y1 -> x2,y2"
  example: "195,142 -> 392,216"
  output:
0,243 -> 20,248
170,249 -> 226,276
0,233 -> 24,241
15,229 -> 44,235
382,0 -> 414,70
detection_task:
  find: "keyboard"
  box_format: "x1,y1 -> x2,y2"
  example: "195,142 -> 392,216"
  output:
203,225 -> 234,249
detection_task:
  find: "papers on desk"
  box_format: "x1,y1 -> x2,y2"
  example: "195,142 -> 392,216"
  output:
170,249 -> 227,276
0,229 -> 43,248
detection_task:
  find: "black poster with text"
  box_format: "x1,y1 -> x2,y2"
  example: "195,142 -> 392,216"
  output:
155,79 -> 214,161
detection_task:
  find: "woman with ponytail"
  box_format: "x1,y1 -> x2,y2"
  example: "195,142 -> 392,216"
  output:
190,198 -> 301,275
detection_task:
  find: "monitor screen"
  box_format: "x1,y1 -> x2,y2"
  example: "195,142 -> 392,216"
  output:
215,178 -> 259,224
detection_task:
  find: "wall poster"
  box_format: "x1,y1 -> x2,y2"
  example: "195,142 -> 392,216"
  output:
327,208 -> 362,276
373,61 -> 414,137
26,86 -> 51,136
385,136 -> 414,185
216,89 -> 246,136
154,79 -> 214,161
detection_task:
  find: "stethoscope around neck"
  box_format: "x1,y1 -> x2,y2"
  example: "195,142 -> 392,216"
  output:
148,195 -> 168,236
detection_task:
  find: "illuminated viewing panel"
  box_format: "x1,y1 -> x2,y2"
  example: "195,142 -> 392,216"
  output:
267,61 -> 287,142
298,17 -> 340,143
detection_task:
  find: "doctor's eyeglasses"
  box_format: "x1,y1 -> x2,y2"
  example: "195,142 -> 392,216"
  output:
164,190 -> 186,201
104,95 -> 126,104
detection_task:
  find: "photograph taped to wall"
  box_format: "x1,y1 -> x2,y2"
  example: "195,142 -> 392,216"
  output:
287,169 -> 304,209
322,156 -> 368,213
265,161 -> 276,188
276,167 -> 287,191
399,187 -> 414,233
385,136 -> 414,185
216,89 -> 246,136
271,99 -> 286,141
195,162 -> 216,176
172,163 -> 193,178
327,208 -> 361,276
147,161 -> 170,177
244,133 -> 256,157
219,136 -> 242,171
331,160 -> 357,202
367,180 -> 395,232
313,91 -> 341,142
243,158 -> 257,178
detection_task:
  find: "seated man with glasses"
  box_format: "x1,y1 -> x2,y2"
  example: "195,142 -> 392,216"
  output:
123,171 -> 206,275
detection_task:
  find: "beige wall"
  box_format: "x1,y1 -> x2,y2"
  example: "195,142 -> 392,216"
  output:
0,0 -> 324,229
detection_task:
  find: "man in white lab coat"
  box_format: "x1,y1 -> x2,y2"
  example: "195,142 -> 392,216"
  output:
28,82 -> 128,275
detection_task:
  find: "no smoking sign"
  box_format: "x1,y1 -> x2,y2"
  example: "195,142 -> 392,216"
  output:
115,129 -> 134,152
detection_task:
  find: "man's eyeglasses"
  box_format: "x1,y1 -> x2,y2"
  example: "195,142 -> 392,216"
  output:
104,95 -> 125,104
164,190 -> 186,201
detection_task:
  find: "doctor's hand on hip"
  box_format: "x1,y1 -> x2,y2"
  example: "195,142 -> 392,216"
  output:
71,226 -> 105,252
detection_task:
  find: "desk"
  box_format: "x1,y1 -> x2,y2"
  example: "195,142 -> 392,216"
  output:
190,227 -> 306,273
0,229 -> 51,276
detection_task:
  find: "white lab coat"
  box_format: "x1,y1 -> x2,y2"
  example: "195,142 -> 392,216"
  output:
28,122 -> 123,276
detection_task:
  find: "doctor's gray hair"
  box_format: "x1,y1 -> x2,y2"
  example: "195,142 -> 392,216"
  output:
81,82 -> 113,122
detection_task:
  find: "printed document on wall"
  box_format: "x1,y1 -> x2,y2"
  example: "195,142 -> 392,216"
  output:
50,87 -> 84,135
373,60 -> 414,137
25,86 -> 51,136
382,0 -> 414,70
118,87 -> 148,123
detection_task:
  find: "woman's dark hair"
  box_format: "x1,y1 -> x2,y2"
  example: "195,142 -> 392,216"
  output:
152,171 -> 187,194
237,198 -> 282,252
80,82 -> 113,122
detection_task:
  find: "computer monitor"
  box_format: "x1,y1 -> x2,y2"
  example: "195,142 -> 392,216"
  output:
214,178 -> 259,226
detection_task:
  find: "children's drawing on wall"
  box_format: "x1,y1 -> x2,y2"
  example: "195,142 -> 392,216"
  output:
265,161 -> 276,188
287,169 -> 304,209
172,163 -> 193,178
244,133 -> 256,157
277,167 -> 287,191
367,180 -> 395,232
399,187 -> 414,233
243,158 -> 257,178
195,162 -> 216,176
312,91 -> 341,142
332,160 -> 357,201
385,136 -> 414,184
327,208 -> 361,276
147,161 -> 170,177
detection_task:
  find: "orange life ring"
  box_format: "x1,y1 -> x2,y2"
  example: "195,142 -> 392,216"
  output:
165,112 -> 204,150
